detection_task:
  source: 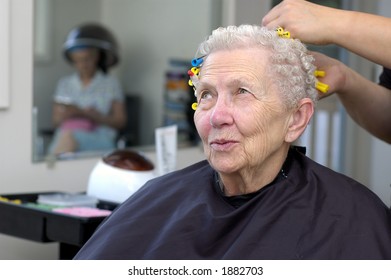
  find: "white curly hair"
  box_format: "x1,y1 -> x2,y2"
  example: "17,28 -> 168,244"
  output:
195,25 -> 318,108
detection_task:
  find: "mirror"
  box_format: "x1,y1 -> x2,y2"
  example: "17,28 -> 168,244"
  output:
32,0 -> 222,162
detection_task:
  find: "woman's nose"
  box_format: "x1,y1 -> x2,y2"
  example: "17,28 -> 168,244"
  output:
209,96 -> 234,128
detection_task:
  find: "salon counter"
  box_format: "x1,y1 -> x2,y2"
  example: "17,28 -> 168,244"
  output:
0,192 -> 118,259
0,146 -> 206,259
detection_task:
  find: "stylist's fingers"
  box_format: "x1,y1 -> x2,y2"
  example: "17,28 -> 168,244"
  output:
310,51 -> 346,97
261,1 -> 282,27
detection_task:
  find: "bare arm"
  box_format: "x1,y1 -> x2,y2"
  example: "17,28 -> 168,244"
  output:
83,100 -> 127,130
337,67 -> 391,143
312,52 -> 391,143
52,100 -> 127,130
52,103 -> 85,127
262,0 -> 391,68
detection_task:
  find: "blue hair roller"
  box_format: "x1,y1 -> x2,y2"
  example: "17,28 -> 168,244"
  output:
191,57 -> 204,67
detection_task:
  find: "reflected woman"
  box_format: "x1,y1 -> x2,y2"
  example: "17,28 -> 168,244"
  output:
48,23 -> 126,156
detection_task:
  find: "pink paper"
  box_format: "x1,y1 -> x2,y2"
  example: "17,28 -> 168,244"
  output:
53,207 -> 112,217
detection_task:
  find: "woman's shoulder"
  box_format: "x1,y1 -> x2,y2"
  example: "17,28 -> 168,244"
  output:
292,148 -> 390,213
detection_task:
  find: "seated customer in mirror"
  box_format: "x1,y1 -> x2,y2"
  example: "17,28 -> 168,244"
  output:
74,25 -> 391,259
48,24 -> 126,156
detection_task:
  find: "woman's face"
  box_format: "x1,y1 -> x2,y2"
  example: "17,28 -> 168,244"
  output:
194,48 -> 294,175
69,48 -> 100,78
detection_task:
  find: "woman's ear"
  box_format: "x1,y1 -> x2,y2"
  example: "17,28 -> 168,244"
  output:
285,98 -> 314,143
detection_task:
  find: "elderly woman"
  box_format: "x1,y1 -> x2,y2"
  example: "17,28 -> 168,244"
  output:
74,25 -> 391,259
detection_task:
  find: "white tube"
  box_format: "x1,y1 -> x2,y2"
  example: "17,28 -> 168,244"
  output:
155,125 -> 178,176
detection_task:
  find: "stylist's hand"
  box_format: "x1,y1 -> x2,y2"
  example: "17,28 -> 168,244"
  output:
262,0 -> 339,45
310,51 -> 348,99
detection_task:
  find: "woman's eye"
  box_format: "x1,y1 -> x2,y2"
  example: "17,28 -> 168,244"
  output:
238,88 -> 250,94
199,90 -> 212,101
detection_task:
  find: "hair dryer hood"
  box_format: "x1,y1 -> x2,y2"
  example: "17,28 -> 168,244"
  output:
87,149 -> 156,204
63,23 -> 119,69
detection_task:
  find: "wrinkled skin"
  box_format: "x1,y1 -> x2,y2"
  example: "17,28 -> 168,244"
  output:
194,48 -> 313,195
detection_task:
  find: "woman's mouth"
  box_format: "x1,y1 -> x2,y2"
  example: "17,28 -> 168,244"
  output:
210,139 -> 238,151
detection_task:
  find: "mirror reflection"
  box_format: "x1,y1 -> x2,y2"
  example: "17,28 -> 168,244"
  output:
33,0 -> 221,162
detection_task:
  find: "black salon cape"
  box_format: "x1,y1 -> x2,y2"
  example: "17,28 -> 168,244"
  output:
74,148 -> 391,259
